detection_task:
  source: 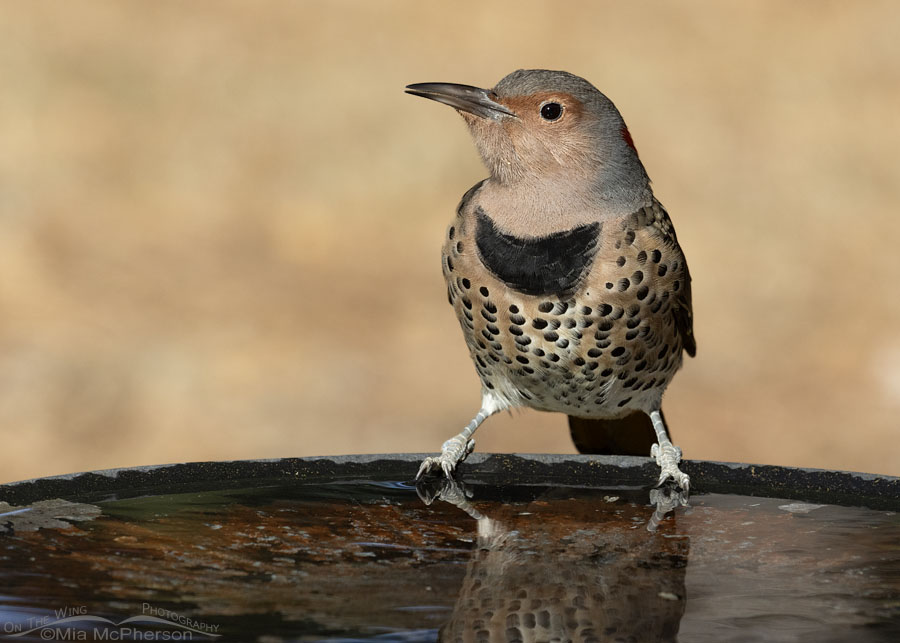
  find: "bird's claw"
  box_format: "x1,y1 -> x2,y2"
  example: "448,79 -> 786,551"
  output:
416,435 -> 476,480
651,442 -> 690,495
415,477 -> 473,507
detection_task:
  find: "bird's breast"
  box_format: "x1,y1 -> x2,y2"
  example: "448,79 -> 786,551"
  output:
474,208 -> 601,297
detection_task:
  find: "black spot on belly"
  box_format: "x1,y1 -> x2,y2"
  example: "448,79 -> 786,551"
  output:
475,208 -> 600,297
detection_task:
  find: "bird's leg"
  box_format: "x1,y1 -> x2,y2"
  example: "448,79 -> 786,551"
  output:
417,405 -> 494,480
649,410 -> 690,494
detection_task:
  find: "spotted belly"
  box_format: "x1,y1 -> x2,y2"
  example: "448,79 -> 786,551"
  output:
443,226 -> 686,417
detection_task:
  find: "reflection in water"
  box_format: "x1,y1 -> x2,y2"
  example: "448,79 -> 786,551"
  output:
647,487 -> 690,533
1,480 -> 897,640
418,479 -> 690,642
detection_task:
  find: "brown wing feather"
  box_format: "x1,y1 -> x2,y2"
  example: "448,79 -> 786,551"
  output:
639,200 -> 696,358
676,259 -> 696,357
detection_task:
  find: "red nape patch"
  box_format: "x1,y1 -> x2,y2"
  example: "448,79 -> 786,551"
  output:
621,126 -> 638,155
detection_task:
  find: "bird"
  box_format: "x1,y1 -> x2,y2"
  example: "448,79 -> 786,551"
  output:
420,481 -> 689,643
406,70 -> 695,492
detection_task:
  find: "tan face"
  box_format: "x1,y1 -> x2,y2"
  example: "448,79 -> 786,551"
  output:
464,91 -> 597,183
407,71 -> 650,213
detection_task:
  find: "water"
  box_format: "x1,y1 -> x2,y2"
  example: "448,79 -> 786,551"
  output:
0,479 -> 897,642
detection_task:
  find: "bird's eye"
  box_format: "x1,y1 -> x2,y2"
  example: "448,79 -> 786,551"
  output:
540,102 -> 563,121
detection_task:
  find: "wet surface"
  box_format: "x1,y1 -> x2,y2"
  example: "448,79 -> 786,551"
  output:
0,478 -> 898,642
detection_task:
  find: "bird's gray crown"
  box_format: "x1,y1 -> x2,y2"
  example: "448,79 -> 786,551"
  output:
493,69 -> 602,100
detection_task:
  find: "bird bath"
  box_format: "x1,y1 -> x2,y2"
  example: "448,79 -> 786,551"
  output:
0,454 -> 898,642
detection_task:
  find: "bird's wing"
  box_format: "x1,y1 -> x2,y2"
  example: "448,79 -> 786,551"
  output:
675,258 -> 696,357
636,200 -> 696,358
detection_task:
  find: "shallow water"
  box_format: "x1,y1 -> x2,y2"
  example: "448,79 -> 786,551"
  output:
0,479 -> 898,642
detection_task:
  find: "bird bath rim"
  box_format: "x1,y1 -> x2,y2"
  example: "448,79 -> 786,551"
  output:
0,453 -> 897,511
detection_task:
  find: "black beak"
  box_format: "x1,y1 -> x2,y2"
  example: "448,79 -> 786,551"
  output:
405,83 -> 516,120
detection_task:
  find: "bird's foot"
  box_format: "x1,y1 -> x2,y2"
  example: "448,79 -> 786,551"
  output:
415,476 -> 472,506
416,435 -> 476,480
650,442 -> 690,494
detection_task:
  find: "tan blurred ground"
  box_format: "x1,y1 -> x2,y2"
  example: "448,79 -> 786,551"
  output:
0,1 -> 898,483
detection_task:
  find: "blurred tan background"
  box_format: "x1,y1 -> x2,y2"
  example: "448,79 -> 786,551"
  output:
1,1 -> 898,483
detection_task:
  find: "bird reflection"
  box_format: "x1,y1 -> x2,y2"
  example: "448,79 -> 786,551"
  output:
417,479 -> 689,643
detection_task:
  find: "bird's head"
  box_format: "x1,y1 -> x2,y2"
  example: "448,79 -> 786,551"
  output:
406,69 -> 649,205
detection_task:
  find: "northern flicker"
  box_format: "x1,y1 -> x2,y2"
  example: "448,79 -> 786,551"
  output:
407,70 -> 695,491
419,482 -> 689,642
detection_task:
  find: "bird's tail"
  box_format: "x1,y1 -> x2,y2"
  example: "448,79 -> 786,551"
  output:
568,410 -> 669,456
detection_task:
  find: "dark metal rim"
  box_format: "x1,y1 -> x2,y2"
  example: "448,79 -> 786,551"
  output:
1,454 -> 898,510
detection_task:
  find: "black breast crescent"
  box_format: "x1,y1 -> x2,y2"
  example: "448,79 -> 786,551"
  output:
474,208 -> 601,297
